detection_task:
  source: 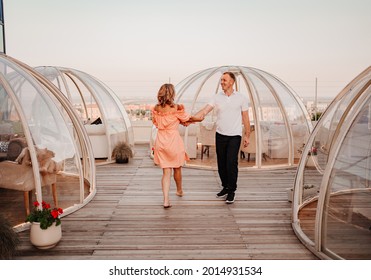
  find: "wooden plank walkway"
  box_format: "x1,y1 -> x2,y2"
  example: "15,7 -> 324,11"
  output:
15,144 -> 317,260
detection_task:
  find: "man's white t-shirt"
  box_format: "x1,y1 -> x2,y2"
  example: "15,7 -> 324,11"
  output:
208,91 -> 249,136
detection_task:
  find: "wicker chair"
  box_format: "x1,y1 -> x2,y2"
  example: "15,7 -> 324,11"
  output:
199,122 -> 216,159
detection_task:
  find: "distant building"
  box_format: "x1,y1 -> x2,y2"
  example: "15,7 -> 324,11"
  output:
304,97 -> 333,120
123,98 -> 155,121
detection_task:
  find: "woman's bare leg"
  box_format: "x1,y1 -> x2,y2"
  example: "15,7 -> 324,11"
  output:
162,168 -> 172,207
173,167 -> 183,196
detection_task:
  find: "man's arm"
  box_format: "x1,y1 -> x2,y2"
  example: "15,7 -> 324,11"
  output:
194,104 -> 213,120
242,110 -> 251,147
180,105 -> 213,126
181,105 -> 213,126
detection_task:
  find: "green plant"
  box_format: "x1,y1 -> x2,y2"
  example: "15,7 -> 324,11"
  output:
111,142 -> 133,163
26,201 -> 63,230
0,215 -> 19,259
311,112 -> 322,121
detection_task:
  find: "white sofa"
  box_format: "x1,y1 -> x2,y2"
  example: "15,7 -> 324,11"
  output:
84,124 -> 108,158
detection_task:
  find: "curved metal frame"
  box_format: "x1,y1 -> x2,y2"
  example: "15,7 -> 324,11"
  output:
172,65 -> 311,169
292,66 -> 371,259
36,66 -> 134,160
2,54 -> 96,231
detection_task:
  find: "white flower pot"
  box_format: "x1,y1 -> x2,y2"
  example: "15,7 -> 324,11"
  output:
30,222 -> 62,249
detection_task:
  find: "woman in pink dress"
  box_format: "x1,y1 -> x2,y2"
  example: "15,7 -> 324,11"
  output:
152,84 -> 203,208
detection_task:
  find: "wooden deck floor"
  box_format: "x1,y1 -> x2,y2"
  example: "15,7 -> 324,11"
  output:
15,144 -> 317,260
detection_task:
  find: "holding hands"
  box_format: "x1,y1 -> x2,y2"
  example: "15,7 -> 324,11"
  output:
181,115 -> 204,126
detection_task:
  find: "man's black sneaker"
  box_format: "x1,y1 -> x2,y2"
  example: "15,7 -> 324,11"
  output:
226,192 -> 235,204
216,188 -> 229,198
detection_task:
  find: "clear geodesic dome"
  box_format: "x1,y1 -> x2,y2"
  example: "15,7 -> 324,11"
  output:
292,66 -> 371,259
151,66 -> 312,169
0,54 -> 96,230
35,66 -> 134,160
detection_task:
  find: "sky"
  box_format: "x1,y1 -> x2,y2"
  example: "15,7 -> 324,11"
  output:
4,0 -> 371,101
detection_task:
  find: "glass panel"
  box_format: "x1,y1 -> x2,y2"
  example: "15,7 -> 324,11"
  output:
0,59 -> 83,227
297,82 -> 370,245
248,72 -> 289,166
173,66 -> 311,169
177,67 -> 222,121
259,71 -> 310,162
36,66 -> 133,159
176,68 -> 222,168
75,70 -> 129,156
0,28 -> 4,54
0,1 -> 3,22
299,136 -> 322,243
323,78 -> 369,153
0,83 -> 32,227
323,96 -> 371,259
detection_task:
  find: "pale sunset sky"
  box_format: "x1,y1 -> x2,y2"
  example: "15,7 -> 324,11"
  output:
4,0 -> 371,100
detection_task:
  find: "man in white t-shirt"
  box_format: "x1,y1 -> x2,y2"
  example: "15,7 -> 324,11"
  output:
194,72 -> 251,203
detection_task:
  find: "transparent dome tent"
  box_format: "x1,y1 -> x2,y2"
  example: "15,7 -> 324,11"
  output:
292,66 -> 371,259
0,54 -> 96,230
35,66 -> 134,160
151,66 -> 312,169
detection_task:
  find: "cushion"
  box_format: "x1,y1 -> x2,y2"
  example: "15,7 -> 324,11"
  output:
84,124 -> 105,135
0,141 -> 9,152
7,138 -> 27,161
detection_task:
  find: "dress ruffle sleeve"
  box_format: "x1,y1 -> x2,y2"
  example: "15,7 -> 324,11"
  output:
151,108 -> 158,127
176,104 -> 191,122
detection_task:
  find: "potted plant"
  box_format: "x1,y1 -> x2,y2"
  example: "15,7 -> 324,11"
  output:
308,146 -> 317,156
298,143 -> 318,156
111,142 -> 133,163
298,143 -> 318,167
0,214 -> 19,259
26,201 -> 63,249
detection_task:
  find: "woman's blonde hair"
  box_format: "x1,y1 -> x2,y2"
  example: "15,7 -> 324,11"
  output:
157,83 -> 176,107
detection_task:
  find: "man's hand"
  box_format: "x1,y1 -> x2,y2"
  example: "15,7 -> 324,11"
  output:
243,135 -> 250,147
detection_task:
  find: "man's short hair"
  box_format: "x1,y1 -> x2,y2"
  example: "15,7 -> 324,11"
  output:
223,72 -> 236,82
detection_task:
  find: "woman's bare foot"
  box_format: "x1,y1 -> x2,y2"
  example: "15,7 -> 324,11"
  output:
176,191 -> 184,197
163,199 -> 172,208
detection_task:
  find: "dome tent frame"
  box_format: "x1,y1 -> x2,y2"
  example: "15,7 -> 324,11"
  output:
171,65 -> 312,169
35,66 -> 134,161
0,54 -> 96,231
292,66 -> 371,259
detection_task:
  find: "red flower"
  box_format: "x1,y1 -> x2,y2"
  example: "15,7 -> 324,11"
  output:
51,209 -> 59,219
43,203 -> 51,209
27,200 -> 63,229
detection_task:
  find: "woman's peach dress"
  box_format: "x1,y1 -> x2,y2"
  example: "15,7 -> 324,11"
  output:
152,104 -> 190,168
